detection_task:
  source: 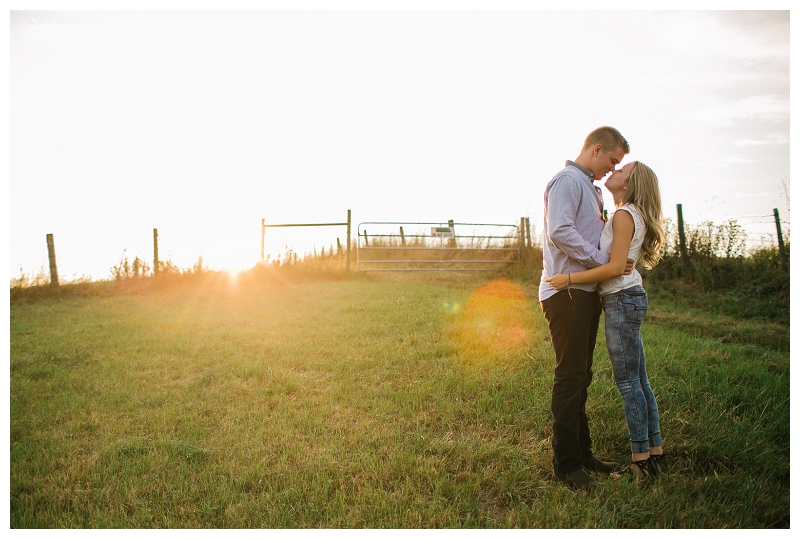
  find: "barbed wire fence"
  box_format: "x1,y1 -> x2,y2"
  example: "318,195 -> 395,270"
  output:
668,204 -> 790,272
25,204 -> 791,292
733,213 -> 791,248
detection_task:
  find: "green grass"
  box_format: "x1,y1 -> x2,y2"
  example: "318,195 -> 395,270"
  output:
10,270 -> 789,528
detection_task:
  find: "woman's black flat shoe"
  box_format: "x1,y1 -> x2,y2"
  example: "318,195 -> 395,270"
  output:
649,453 -> 667,474
630,457 -> 657,479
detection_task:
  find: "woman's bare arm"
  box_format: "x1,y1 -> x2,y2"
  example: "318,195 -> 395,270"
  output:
546,210 -> 635,290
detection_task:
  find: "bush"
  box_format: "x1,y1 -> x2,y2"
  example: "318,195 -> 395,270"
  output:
643,218 -> 789,322
110,251 -> 152,280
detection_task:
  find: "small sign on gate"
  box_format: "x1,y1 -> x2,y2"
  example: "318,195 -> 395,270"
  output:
431,226 -> 455,238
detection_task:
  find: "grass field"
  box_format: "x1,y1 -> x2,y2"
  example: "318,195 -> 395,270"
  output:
9,270 -> 790,528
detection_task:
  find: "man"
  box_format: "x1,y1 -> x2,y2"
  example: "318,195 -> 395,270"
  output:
539,126 -> 632,490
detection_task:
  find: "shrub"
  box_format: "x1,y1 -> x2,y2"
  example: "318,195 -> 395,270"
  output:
110,251 -> 151,280
644,217 -> 788,321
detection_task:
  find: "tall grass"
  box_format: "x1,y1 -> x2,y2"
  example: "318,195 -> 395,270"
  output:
10,270 -> 789,528
643,218 -> 789,322
11,254 -> 216,304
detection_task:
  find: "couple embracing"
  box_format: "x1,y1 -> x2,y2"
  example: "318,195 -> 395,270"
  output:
539,126 -> 666,491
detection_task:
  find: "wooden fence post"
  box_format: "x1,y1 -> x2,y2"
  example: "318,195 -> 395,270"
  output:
399,226 -> 406,246
46,233 -> 59,292
525,217 -> 532,250
774,208 -> 788,268
677,204 -> 689,270
261,218 -> 265,263
153,228 -> 159,276
346,209 -> 351,272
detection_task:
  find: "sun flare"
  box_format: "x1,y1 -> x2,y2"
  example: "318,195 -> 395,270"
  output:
448,278 -> 538,367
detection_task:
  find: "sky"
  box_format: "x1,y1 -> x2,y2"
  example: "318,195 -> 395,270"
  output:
8,5 -> 793,281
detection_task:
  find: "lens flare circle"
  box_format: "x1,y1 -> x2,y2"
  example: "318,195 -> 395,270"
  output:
448,277 -> 534,367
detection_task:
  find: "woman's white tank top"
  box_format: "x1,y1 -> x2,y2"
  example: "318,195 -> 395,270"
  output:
597,203 -> 646,298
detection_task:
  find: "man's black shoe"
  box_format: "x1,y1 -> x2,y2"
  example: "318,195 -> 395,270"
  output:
582,455 -> 620,474
554,469 -> 595,491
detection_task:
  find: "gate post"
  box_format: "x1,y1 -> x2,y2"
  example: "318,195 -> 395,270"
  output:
525,217 -> 532,250
261,218 -> 265,263
346,209 -> 351,272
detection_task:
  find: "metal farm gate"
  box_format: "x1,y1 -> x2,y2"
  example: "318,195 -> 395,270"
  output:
356,220 -> 525,272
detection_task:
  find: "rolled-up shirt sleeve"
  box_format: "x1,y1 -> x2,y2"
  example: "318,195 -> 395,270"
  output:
546,175 -> 610,269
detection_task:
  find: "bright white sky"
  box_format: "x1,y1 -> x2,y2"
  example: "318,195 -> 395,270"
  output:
8,4 -> 792,281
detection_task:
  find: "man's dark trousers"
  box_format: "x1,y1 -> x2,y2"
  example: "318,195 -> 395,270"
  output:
541,288 -> 602,475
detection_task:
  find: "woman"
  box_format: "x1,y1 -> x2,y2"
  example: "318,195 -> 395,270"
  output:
546,161 -> 666,479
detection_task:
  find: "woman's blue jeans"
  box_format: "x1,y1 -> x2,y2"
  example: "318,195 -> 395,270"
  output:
602,285 -> 663,454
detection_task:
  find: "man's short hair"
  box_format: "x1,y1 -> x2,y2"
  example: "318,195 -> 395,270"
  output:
582,126 -> 630,154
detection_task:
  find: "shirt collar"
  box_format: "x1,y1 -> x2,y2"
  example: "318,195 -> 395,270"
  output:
565,160 -> 594,180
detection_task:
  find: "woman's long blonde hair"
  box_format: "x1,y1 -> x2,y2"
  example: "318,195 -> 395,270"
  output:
620,161 -> 665,269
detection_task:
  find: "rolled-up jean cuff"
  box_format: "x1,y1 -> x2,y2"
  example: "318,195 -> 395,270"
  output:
631,433 -> 661,454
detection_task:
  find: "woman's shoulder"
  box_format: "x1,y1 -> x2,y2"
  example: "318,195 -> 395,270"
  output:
615,204 -> 645,224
